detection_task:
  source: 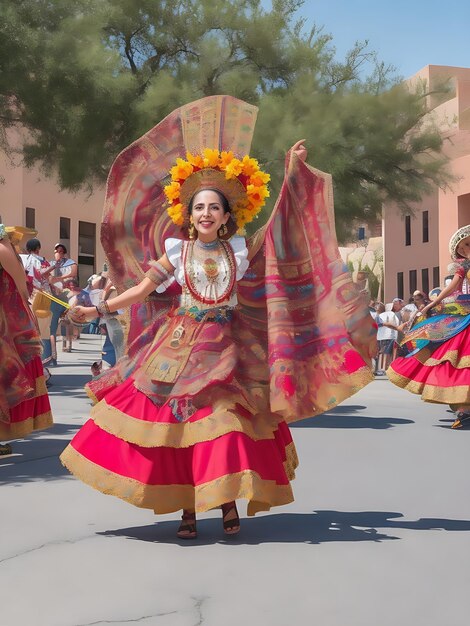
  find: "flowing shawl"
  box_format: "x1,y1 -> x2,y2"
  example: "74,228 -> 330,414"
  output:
98,96 -> 375,422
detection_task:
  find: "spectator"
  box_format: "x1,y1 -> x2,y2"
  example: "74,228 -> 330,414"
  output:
46,243 -> 78,365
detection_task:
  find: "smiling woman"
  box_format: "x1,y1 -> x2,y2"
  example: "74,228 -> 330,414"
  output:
60,95 -> 376,540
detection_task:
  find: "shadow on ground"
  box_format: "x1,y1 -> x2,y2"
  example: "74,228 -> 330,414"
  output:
99,510 -> 470,546
290,405 -> 414,429
0,422 -> 80,484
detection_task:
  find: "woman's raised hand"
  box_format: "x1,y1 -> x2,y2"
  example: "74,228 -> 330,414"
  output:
291,139 -> 307,162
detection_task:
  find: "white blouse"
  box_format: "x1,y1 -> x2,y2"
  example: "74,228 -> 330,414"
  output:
155,236 -> 249,309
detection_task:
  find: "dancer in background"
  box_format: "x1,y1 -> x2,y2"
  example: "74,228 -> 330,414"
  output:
61,95 -> 376,537
0,225 -> 53,455
388,225 -> 470,428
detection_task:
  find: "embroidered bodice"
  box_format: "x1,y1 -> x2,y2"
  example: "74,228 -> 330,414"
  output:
156,236 -> 249,310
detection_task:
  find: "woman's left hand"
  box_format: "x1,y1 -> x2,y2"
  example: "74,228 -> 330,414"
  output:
291,139 -> 307,162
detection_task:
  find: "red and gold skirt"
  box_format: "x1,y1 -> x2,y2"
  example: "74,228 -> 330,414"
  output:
61,312 -> 298,515
388,326 -> 470,406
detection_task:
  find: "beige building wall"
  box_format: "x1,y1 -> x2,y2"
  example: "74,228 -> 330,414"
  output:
0,153 -> 106,285
383,64 -> 470,302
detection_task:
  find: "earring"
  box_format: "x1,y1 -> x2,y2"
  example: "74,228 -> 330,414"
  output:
188,222 -> 196,240
218,223 -> 228,237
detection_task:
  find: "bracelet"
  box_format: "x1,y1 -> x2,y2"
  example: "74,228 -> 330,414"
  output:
96,299 -> 111,316
144,261 -> 172,286
95,305 -> 103,317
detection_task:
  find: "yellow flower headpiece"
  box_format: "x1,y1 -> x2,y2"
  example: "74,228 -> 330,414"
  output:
164,148 -> 270,232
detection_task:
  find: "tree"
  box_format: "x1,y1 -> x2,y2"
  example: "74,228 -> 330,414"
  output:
0,0 -> 450,240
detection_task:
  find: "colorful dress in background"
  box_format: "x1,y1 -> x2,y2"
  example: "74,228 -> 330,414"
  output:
0,224 -> 53,442
388,226 -> 470,425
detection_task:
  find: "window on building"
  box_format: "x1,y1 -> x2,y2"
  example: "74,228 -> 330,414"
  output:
405,215 -> 411,246
422,210 -> 429,243
357,226 -> 366,240
25,207 -> 35,229
397,272 -> 404,300
409,269 -> 417,294
59,217 -> 71,252
421,268 -> 429,295
78,221 -> 96,284
433,266 -> 440,288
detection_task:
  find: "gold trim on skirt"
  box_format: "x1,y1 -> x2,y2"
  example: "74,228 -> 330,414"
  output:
0,410 -> 53,440
387,369 -> 470,405
91,398 -> 285,448
60,444 -> 297,516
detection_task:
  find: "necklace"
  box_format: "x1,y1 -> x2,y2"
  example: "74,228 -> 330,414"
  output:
195,238 -> 220,251
183,240 -> 236,305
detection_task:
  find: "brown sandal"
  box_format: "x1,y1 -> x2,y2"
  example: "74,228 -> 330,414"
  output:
0,443 -> 12,456
177,510 -> 197,539
221,501 -> 240,535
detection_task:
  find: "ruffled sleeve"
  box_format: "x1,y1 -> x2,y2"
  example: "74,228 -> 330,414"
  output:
151,238 -> 182,293
0,224 -> 6,240
230,235 -> 249,280
164,238 -> 183,269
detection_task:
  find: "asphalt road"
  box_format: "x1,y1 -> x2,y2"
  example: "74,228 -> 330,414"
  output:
1,336 -> 470,626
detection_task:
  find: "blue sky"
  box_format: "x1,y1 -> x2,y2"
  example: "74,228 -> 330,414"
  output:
279,0 -> 470,79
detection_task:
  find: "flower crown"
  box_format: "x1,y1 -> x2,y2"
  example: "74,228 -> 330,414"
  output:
164,148 -> 270,232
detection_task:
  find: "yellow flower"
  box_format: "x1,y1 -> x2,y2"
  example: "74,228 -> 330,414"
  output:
167,202 -> 184,221
224,158 -> 243,179
247,184 -> 269,203
219,151 -> 235,169
164,181 -> 181,202
249,170 -> 270,187
202,148 -> 220,168
186,152 -> 204,169
171,158 -> 193,181
241,155 -> 259,177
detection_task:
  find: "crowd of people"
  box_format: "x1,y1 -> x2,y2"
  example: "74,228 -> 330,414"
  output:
369,290 -> 431,374
1,94 -> 470,540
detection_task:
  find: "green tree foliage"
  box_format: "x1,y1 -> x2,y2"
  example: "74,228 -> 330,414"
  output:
0,0 -> 450,239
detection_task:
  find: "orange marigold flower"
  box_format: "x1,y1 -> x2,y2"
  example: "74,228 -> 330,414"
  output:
247,184 -> 269,202
249,170 -> 270,187
241,155 -> 259,177
202,148 -> 220,168
186,152 -> 204,168
224,158 -> 243,179
171,159 -> 193,181
164,181 -> 181,202
219,150 -> 235,169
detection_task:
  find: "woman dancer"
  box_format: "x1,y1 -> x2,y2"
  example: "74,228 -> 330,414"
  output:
388,225 -> 470,428
61,95 -> 376,537
0,225 -> 53,454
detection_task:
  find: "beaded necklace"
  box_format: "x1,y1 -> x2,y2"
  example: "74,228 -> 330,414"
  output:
183,239 -> 236,305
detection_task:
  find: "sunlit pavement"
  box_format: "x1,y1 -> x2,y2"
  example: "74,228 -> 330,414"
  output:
1,336 -> 470,626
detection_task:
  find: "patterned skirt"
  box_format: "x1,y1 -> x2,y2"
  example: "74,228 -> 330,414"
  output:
0,270 -> 53,440
61,310 -> 298,515
388,308 -> 470,407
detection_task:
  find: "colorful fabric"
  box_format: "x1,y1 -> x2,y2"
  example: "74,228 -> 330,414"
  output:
389,269 -> 470,406
401,301 -> 470,355
60,96 -> 375,515
389,326 -> 470,406
0,255 -> 53,435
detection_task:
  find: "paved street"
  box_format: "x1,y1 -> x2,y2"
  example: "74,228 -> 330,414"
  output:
1,336 -> 470,626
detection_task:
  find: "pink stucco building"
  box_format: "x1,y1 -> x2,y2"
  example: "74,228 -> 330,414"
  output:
383,64 -> 470,302
0,147 -> 106,284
